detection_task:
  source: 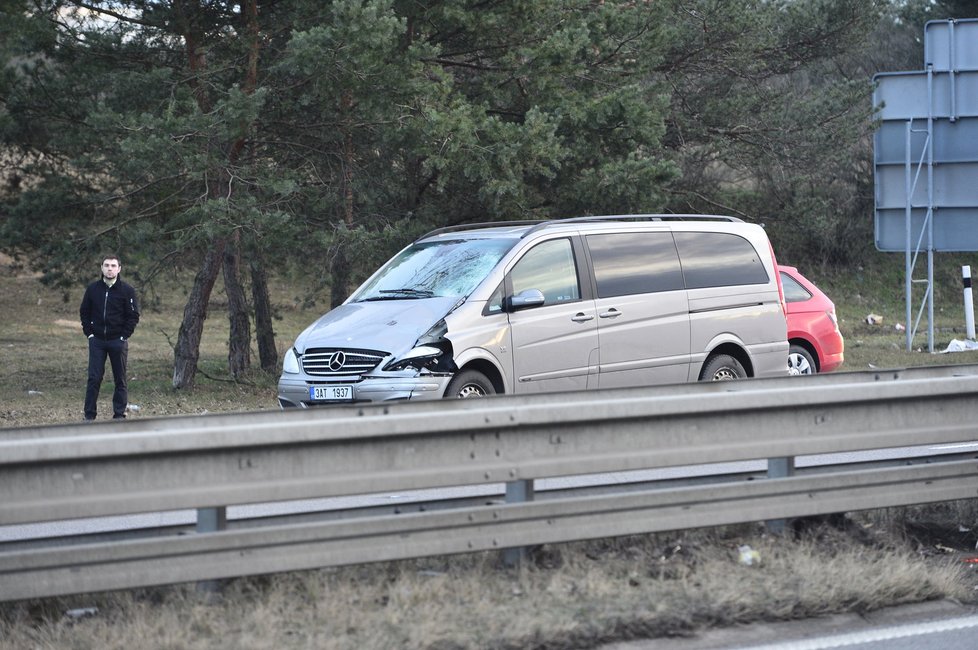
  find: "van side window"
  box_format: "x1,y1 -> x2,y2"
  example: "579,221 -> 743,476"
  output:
674,232 -> 769,289
510,238 -> 580,305
487,283 -> 505,313
586,233 -> 683,298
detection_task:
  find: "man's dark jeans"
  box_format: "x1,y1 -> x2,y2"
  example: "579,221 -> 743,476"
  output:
85,336 -> 128,419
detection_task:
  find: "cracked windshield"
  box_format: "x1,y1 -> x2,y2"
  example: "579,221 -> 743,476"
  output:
354,238 -> 515,301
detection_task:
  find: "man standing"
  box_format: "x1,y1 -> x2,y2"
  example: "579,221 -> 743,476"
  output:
80,255 -> 140,420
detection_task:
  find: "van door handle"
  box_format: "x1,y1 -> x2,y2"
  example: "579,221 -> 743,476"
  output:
599,308 -> 621,319
571,313 -> 594,323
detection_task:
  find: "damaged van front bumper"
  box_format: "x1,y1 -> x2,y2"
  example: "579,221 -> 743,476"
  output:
277,374 -> 452,408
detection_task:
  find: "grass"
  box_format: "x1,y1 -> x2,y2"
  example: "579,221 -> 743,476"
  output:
1,251 -> 977,649
808,252 -> 978,369
0,525 -> 974,650
0,258 -> 321,426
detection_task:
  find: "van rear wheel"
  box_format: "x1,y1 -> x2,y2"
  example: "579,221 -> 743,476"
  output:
445,370 -> 496,398
699,354 -> 746,381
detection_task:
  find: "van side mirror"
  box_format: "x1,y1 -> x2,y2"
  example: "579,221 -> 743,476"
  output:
508,288 -> 546,311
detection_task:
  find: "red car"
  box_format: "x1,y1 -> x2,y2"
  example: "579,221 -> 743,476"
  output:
779,265 -> 844,375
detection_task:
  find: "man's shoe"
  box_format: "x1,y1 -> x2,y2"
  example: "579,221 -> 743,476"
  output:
112,414 -> 126,420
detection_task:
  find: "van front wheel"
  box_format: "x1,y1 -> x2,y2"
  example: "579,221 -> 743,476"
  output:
699,354 -> 746,381
445,370 -> 496,398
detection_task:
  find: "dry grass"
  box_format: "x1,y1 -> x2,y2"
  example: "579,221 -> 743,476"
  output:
1,254 -> 977,648
813,253 -> 978,370
0,259 -> 320,427
0,524 -> 974,650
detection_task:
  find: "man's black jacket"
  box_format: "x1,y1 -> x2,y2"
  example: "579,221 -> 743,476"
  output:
80,278 -> 140,340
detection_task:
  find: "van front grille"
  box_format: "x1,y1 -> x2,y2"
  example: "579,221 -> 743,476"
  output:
302,348 -> 387,377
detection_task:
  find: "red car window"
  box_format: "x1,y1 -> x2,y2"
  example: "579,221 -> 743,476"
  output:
780,272 -> 813,303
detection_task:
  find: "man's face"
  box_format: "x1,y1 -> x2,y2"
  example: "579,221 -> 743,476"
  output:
101,258 -> 121,280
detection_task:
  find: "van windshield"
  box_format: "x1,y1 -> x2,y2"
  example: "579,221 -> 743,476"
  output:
352,238 -> 516,301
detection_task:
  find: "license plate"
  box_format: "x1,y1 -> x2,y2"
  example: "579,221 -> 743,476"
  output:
309,385 -> 354,401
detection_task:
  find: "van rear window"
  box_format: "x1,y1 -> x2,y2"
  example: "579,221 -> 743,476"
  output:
673,232 -> 769,289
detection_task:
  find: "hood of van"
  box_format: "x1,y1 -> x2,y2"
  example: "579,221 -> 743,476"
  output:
293,297 -> 459,355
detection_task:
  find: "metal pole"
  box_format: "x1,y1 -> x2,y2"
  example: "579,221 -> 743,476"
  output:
196,507 -> 226,533
765,457 -> 795,535
196,507 -> 227,594
928,249 -> 935,353
503,479 -> 534,567
905,121 -> 913,352
927,64 -> 935,353
925,64 -> 934,353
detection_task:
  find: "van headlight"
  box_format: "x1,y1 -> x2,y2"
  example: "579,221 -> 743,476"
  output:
383,346 -> 443,372
417,319 -> 448,345
283,348 -> 301,374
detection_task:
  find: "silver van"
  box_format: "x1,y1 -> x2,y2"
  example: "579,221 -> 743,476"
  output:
278,215 -> 788,407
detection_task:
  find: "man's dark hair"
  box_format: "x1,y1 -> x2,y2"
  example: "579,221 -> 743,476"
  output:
101,254 -> 121,265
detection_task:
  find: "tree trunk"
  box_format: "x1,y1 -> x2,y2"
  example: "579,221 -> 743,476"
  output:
224,230 -> 251,379
330,90 -> 356,308
170,0 -> 262,389
249,249 -> 278,372
172,239 -> 226,388
221,0 -> 261,379
329,243 -> 350,310
342,90 -> 355,228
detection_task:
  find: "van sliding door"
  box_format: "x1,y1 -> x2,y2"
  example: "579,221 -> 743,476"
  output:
585,232 -> 691,388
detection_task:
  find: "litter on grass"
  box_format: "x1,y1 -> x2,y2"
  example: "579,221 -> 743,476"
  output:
738,545 -> 761,566
941,339 -> 978,353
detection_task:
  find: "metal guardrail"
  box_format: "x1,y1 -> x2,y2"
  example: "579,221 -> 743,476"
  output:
1,364 -> 977,601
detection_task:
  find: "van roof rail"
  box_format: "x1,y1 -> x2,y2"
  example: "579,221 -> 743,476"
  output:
419,213 -> 744,241
522,213 -> 743,237
419,220 -> 545,240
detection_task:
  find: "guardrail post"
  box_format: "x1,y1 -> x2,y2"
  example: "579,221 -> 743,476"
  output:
765,457 -> 795,534
196,506 -> 227,593
502,479 -> 534,567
